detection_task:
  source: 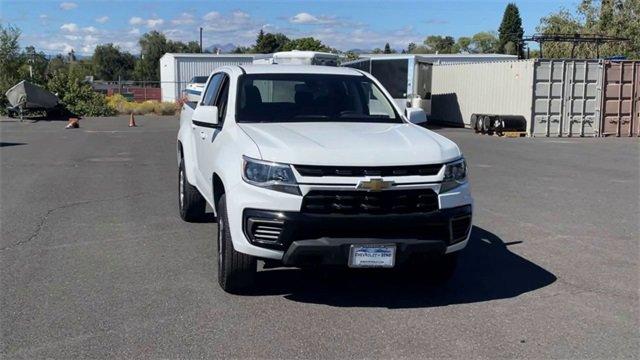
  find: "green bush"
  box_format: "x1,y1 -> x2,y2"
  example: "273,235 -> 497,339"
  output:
47,71 -> 115,117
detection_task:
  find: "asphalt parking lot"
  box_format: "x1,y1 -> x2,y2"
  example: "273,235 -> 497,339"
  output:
1,115 -> 638,358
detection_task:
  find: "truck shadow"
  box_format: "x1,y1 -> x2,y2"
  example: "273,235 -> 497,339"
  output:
249,226 -> 557,308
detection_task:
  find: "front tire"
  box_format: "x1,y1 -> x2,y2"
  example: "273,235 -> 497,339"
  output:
178,159 -> 205,222
217,194 -> 256,294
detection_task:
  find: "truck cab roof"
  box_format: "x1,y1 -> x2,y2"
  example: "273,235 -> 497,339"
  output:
237,64 -> 363,76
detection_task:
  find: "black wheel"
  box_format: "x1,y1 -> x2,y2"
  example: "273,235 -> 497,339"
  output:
482,116 -> 492,134
217,194 -> 256,294
477,117 -> 485,134
178,159 -> 206,222
470,114 -> 479,133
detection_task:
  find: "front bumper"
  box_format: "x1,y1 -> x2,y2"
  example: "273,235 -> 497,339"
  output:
243,205 -> 472,266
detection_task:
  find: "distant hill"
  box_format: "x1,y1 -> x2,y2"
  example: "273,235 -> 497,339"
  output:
205,43 -> 237,53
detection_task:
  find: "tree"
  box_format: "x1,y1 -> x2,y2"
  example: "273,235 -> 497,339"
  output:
424,35 -> 458,53
456,36 -> 472,53
254,31 -> 290,53
383,43 -> 392,53
20,46 -> 48,85
344,51 -> 360,61
471,31 -> 499,53
231,46 -> 252,54
171,40 -> 201,53
537,0 -> 639,59
135,31 -> 171,81
134,31 -> 203,81
282,37 -> 332,52
92,44 -> 135,81
407,42 -> 417,53
0,25 -> 23,110
498,3 -> 524,57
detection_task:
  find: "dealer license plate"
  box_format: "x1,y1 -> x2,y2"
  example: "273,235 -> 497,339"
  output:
348,244 -> 396,268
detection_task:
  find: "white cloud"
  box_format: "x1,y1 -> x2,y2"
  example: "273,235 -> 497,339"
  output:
289,12 -> 335,25
202,11 -> 253,32
203,11 -> 220,21
172,12 -> 194,25
60,23 -> 78,32
59,2 -> 77,10
146,18 -> 164,28
129,28 -> 140,35
129,16 -> 164,28
39,14 -> 48,19
83,26 -> 97,33
95,16 -> 109,24
43,41 -> 75,53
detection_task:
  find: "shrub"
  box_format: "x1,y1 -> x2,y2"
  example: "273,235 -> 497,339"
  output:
105,95 -> 178,116
154,101 -> 177,115
47,71 -> 115,116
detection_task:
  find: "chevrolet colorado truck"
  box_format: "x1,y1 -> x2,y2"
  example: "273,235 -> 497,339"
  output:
177,65 -> 472,293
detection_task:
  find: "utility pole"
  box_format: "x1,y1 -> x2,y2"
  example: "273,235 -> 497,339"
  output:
199,27 -> 203,53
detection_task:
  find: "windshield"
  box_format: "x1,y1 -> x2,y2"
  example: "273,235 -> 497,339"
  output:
236,74 -> 401,123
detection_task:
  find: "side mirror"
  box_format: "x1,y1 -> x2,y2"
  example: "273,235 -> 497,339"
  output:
406,107 -> 427,124
192,105 -> 219,126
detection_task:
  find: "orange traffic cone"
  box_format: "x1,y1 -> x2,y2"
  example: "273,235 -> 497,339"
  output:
65,117 -> 79,129
128,113 -> 137,127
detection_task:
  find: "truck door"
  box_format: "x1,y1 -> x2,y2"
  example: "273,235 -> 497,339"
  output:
192,73 -> 224,198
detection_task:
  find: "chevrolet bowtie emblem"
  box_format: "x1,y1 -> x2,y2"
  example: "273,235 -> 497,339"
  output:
356,178 -> 394,191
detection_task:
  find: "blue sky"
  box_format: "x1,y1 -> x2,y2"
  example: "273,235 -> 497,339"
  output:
1,0 -> 580,55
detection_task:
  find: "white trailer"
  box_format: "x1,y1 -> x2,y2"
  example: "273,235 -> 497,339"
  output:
160,53 -> 262,102
342,55 -> 434,115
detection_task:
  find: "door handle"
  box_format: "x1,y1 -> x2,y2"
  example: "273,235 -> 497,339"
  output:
200,131 -> 206,140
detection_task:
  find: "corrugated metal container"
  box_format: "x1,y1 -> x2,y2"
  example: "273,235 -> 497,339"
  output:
431,59 -> 604,136
532,60 -> 602,137
431,60 -> 535,128
159,54 -> 257,102
601,61 -> 640,137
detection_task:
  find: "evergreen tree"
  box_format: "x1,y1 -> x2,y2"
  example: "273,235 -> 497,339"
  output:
383,43 -> 392,54
498,3 -> 524,57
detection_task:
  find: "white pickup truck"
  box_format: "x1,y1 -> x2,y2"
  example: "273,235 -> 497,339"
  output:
177,64 -> 473,293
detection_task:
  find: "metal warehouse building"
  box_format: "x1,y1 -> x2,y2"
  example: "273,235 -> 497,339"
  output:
159,54 -> 268,102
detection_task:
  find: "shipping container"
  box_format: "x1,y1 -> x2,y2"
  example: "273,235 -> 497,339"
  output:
532,60 -> 603,137
601,61 -> 640,137
431,59 -> 604,136
159,54 -> 261,102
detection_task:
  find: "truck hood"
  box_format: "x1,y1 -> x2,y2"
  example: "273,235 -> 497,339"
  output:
238,122 -> 461,166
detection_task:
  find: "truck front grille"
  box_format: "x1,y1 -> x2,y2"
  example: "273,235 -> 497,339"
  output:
294,164 -> 442,177
301,189 -> 439,215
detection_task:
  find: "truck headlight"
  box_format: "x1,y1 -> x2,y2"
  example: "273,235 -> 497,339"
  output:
242,156 -> 301,195
440,158 -> 467,193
